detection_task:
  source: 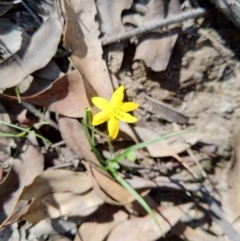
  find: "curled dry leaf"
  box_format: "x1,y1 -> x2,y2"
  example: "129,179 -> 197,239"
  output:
0,10 -> 63,89
107,203 -> 193,241
0,144 -> 44,227
85,162 -> 135,205
0,70 -> 90,118
63,0 -> 113,100
134,0 -> 181,71
58,116 -> 101,166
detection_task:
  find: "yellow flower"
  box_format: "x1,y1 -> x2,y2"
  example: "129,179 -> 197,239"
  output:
91,85 -> 139,139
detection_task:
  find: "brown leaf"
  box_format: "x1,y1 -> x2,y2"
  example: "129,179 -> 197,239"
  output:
0,10 -> 63,89
107,203 -> 193,241
97,0 -> 132,35
22,191 -> 103,224
171,222 -> 220,241
134,127 -> 189,157
96,0 -> 133,73
8,169 -> 95,225
0,144 -> 44,227
86,163 -> 135,205
75,205 -> 128,241
143,93 -> 189,124
59,116 -> 100,165
63,0 -> 113,99
59,117 -> 137,205
134,127 -> 197,177
134,0 -> 181,71
21,169 -> 93,200
0,70 -> 90,118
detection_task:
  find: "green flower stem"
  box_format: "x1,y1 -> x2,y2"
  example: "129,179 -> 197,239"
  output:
82,108 -> 192,236
108,167 -> 164,237
81,118 -> 106,165
83,108 -> 113,158
111,130 -> 192,163
14,85 -> 22,104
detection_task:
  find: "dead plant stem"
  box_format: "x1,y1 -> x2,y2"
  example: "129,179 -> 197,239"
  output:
101,8 -> 206,45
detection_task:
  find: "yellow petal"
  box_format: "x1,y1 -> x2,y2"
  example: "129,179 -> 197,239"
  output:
92,97 -> 110,111
92,111 -> 111,126
110,85 -> 124,108
115,110 -> 138,123
121,102 -> 139,112
108,117 -> 119,139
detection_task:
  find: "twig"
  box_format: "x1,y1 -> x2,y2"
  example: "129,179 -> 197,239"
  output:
21,1 -> 42,26
101,8 -> 206,45
21,102 -> 59,131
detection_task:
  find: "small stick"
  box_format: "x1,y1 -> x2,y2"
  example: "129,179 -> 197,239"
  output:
21,1 -> 42,25
101,8 -> 206,45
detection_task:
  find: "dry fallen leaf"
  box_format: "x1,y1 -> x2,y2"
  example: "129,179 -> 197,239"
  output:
21,169 -> 93,200
59,117 -> 137,205
171,222 -> 220,241
134,126 -> 189,157
134,0 -> 181,71
63,0 -> 113,100
134,126 -> 197,177
75,205 -> 128,241
86,163 -> 135,205
97,0 -> 133,73
0,10 -> 63,89
97,0 -> 132,36
22,191 -> 103,224
107,203 -> 193,241
7,169 -> 99,225
0,144 -> 44,227
0,70 -> 90,118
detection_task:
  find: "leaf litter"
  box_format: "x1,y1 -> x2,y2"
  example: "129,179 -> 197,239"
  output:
1,0 -> 240,241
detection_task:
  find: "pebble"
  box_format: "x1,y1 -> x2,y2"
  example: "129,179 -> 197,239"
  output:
132,62 -> 139,70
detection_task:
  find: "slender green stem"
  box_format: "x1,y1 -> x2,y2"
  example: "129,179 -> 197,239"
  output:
81,119 -> 106,165
108,167 -> 164,237
83,108 -> 113,155
14,85 -> 21,104
112,130 -> 192,163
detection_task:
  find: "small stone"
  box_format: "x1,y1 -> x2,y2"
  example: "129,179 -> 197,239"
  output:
126,71 -> 132,76
220,102 -> 234,114
132,62 -> 139,70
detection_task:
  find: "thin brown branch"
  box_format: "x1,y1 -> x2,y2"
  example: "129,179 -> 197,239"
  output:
101,8 -> 206,45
